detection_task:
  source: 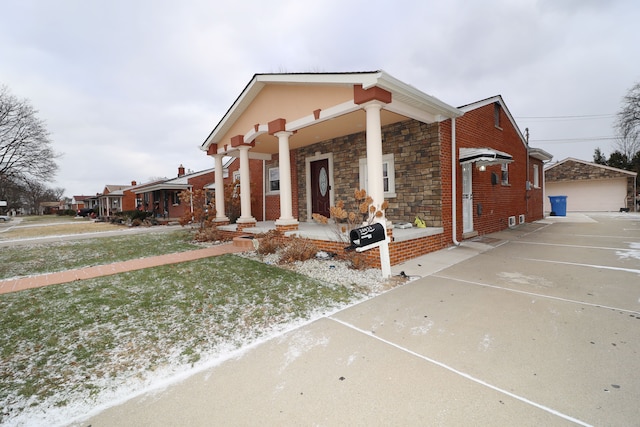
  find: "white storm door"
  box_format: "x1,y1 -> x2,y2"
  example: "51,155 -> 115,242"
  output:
462,163 -> 473,233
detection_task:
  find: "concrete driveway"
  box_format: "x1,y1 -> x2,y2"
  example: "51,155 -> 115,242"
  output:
77,213 -> 640,426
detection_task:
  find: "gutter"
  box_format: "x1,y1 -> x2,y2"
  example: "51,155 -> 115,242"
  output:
451,117 -> 460,246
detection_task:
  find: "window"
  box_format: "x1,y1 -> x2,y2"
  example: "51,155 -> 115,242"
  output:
268,167 -> 280,192
172,191 -> 180,205
501,163 -> 509,185
532,164 -> 540,188
358,154 -> 396,197
232,171 -> 241,197
494,102 -> 502,129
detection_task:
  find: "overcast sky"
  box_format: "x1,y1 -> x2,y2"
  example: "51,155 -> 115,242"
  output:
1,0 -> 638,197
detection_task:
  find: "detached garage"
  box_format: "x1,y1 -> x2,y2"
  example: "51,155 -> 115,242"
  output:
545,158 -> 637,212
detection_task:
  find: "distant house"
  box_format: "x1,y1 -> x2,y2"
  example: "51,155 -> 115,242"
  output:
199,71 -> 553,267
545,158 -> 637,212
70,195 -> 93,211
96,184 -> 130,217
132,165 -> 216,220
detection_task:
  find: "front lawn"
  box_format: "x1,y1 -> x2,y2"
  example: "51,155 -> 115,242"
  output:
0,230 -> 201,280
0,254 -> 369,425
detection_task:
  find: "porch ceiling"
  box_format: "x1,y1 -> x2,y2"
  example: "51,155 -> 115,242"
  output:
250,109 -> 409,154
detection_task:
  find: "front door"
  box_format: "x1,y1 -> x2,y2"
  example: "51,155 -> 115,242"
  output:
462,163 -> 473,233
310,159 -> 330,218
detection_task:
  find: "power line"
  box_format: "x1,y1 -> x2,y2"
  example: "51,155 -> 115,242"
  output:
516,113 -> 615,120
530,136 -> 618,144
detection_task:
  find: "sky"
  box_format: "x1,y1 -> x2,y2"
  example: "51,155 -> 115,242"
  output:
1,0 -> 638,197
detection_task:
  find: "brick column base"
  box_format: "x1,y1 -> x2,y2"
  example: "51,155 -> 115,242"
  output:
275,223 -> 299,233
236,221 -> 256,232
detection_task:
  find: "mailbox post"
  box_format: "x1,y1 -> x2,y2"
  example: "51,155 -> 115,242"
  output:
348,222 -> 391,278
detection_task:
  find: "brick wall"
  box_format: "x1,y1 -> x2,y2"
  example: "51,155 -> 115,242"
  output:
225,158 -> 265,221
447,102 -> 531,237
264,151 -> 299,221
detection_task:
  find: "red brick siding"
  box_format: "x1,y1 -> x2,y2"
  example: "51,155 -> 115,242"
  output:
225,158 -> 265,221
447,103 -> 530,237
264,151 -> 299,221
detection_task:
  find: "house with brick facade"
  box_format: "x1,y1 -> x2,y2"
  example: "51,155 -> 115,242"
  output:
199,71 -> 552,270
545,158 -> 637,212
455,96 -> 552,237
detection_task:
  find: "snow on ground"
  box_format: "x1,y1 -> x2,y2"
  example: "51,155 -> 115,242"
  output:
2,249 -> 402,427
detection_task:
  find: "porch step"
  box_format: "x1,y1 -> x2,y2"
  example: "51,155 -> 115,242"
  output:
232,235 -> 256,250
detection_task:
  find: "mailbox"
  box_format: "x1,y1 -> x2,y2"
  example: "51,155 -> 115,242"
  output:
348,223 -> 386,251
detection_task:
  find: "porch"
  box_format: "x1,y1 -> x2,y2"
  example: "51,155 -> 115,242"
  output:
219,220 -> 445,267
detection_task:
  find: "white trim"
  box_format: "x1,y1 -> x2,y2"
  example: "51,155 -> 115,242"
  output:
266,166 -> 280,195
305,152 -> 335,221
359,153 -> 397,198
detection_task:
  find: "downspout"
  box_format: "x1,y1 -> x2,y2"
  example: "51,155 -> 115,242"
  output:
451,117 -> 460,246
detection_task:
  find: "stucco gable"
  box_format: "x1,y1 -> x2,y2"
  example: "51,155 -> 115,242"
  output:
545,158 -> 636,182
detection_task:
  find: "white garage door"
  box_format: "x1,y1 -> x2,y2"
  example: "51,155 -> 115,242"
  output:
546,179 -> 627,212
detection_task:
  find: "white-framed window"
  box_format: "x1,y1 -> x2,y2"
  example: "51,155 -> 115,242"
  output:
501,163 -> 509,185
267,167 -> 280,193
358,153 -> 396,198
232,171 -> 240,198
532,164 -> 540,188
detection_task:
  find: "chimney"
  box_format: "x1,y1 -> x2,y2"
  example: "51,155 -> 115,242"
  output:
131,180 -> 137,186
178,164 -> 185,177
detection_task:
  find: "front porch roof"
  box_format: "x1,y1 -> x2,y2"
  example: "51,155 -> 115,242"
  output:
133,183 -> 192,194
201,70 -> 462,157
459,147 -> 513,166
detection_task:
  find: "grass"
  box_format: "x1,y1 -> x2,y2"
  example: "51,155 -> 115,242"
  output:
0,230 -> 201,279
0,254 -> 365,424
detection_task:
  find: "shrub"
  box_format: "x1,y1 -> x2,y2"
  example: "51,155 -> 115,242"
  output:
278,238 -> 318,264
193,227 -> 227,243
255,229 -> 283,255
340,251 -> 370,270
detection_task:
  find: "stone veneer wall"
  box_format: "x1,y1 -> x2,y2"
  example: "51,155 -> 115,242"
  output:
294,119 -> 442,226
546,160 -> 632,182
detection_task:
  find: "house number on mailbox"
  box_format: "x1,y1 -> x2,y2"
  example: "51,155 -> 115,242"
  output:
319,167 -> 328,197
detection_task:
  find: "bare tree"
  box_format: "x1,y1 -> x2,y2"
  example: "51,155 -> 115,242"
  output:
615,82 -> 640,159
0,85 -> 60,182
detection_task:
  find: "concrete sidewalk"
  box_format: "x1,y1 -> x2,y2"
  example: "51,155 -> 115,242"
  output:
75,214 -> 640,426
0,243 -> 246,295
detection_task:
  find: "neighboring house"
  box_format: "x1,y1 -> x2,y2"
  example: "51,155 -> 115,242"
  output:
133,164 -> 227,220
545,158 -> 637,212
97,185 -> 130,217
199,70 -> 552,266
39,201 -> 60,215
70,195 -> 93,211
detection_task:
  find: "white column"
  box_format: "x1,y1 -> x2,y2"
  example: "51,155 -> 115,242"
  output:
364,102 -> 385,210
237,146 -> 256,223
364,101 -> 391,278
214,154 -> 228,222
274,131 -> 298,226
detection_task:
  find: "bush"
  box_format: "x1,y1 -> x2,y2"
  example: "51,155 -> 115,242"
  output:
193,227 -> 227,243
116,210 -> 152,222
278,238 -> 319,264
340,250 -> 370,270
255,229 -> 283,255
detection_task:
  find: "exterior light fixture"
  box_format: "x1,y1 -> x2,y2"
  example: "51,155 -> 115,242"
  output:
478,165 -> 486,172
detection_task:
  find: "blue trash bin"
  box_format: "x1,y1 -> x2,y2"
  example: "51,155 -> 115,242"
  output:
548,195 -> 567,216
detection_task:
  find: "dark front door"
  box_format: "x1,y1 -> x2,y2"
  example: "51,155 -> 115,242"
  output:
310,159 -> 330,218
